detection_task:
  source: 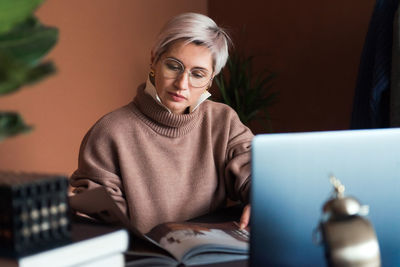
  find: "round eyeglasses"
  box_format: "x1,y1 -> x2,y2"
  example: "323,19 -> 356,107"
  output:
161,58 -> 213,88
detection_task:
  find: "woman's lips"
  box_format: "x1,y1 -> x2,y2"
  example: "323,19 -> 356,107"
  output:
168,92 -> 186,102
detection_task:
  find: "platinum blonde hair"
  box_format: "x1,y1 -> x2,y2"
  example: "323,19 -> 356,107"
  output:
152,12 -> 232,76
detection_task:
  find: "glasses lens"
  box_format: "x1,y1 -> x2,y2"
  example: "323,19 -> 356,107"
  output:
162,58 -> 211,88
162,59 -> 183,79
189,69 -> 211,88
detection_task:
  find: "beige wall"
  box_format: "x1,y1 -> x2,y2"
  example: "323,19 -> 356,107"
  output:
209,0 -> 376,133
0,0 -> 207,174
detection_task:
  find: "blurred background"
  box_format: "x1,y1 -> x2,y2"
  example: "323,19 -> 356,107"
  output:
0,0 -> 375,174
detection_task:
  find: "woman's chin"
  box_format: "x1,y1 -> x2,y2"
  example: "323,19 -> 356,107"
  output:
165,103 -> 188,115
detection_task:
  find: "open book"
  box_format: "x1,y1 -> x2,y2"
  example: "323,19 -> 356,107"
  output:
69,187 -> 249,266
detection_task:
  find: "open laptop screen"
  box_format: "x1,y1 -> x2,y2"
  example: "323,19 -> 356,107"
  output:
250,129 -> 400,266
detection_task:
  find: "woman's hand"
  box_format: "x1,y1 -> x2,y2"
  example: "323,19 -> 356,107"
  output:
239,204 -> 251,229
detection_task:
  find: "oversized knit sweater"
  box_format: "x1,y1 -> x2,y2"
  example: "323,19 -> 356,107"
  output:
70,84 -> 254,233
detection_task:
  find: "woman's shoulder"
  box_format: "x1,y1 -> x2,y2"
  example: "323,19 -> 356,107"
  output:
201,100 -> 254,141
201,100 -> 251,130
87,102 -> 137,135
202,100 -> 237,115
201,100 -> 242,123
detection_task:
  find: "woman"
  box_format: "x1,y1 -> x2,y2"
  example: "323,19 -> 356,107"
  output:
70,12 -> 253,233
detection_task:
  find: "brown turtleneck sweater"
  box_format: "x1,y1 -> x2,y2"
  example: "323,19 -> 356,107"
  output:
70,84 -> 253,233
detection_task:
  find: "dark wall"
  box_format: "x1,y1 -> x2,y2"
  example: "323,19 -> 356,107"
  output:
209,0 -> 376,133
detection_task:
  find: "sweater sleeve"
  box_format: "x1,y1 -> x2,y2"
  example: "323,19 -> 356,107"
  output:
224,112 -> 254,204
70,120 -> 128,219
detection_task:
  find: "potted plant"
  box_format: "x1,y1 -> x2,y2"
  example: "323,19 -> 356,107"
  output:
214,53 -> 277,133
0,0 -> 58,142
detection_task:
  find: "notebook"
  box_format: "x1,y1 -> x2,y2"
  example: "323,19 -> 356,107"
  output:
250,128 -> 400,266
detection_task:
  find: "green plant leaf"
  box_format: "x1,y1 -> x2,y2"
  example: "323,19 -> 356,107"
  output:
215,72 -> 231,106
0,52 -> 56,95
0,0 -> 58,142
0,0 -> 43,35
214,53 -> 278,131
0,112 -> 32,141
0,17 -> 59,65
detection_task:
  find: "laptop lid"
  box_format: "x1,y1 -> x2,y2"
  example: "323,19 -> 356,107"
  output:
250,128 -> 400,266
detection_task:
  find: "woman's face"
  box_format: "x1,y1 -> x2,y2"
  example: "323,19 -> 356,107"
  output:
151,40 -> 213,114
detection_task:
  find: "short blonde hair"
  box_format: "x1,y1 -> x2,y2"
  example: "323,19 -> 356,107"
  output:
152,13 -> 232,75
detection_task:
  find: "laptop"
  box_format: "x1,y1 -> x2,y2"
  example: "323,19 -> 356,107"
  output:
250,128 -> 400,266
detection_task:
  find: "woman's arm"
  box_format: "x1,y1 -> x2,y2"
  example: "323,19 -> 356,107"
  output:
70,121 -> 128,219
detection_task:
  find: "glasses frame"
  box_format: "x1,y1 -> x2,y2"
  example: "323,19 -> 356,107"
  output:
161,57 -> 213,88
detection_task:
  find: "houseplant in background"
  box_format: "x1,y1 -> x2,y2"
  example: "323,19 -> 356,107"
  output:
0,0 -> 58,142
214,53 -> 277,133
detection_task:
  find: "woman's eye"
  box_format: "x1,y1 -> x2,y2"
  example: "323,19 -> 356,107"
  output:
191,71 -> 205,79
166,63 -> 181,72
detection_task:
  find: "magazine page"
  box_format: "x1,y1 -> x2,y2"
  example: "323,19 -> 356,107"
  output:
145,221 -> 249,263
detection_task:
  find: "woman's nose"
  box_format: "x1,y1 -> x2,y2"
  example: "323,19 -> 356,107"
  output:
174,71 -> 190,90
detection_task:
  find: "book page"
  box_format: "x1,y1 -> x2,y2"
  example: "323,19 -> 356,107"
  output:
145,221 -> 249,262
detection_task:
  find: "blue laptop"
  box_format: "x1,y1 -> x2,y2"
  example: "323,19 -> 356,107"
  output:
250,128 -> 400,266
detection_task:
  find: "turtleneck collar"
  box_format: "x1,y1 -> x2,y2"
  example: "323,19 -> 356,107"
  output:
144,77 -> 211,113
131,84 -> 204,138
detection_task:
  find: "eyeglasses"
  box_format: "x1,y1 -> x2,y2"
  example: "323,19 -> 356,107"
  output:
161,58 -> 213,88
